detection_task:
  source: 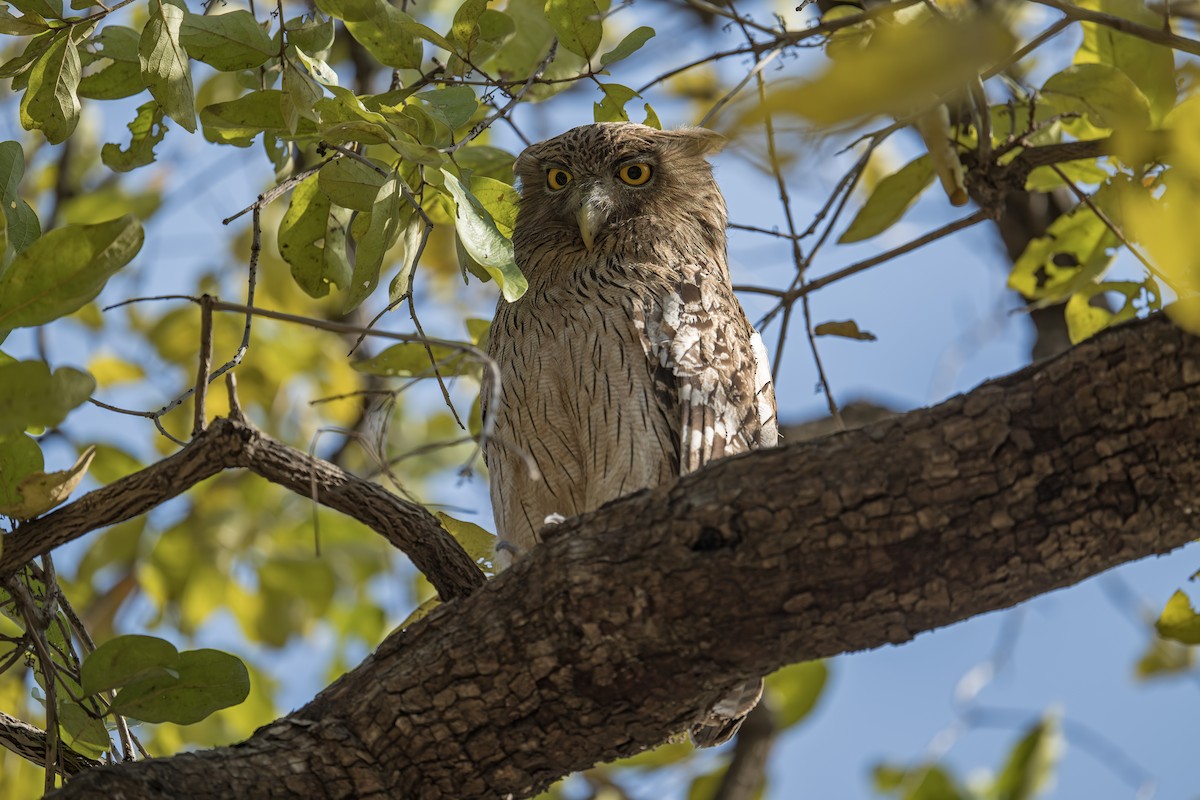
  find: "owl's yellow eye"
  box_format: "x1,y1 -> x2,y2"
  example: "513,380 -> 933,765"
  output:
546,168 -> 572,191
617,163 -> 653,186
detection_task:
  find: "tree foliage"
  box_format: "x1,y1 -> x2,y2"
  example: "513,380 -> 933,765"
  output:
0,0 -> 1197,797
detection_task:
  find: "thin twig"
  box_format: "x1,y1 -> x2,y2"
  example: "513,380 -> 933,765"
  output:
1047,164 -> 1172,287
193,295 -> 214,437
787,209 -> 991,301
756,63 -> 843,428
1030,0 -> 1200,57
445,40 -> 559,154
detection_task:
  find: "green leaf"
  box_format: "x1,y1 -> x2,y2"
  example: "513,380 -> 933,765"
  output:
318,155 -> 385,212
388,213 -> 425,303
101,101 -> 167,173
839,155 -> 934,243
109,648 -> 250,724
544,0 -> 601,61
0,215 -> 144,329
872,763 -> 963,800
140,0 -> 196,132
19,28 -> 82,144
469,175 -> 519,236
1063,292 -> 1112,344
1155,589 -> 1200,645
1041,63 -> 1151,131
78,25 -> 143,100
283,13 -> 334,55
417,86 -> 478,130
315,0 -> 441,60
0,433 -> 44,512
56,702 -> 110,759
1,29 -> 55,87
344,175 -> 406,312
355,343 -> 474,379
593,82 -> 638,123
0,444 -> 94,519
992,712 -> 1062,800
599,25 -> 654,67
0,361 -> 95,435
0,141 -> 41,253
179,10 -> 275,71
201,90 -> 315,146
1135,636 -> 1193,680
8,0 -> 61,20
1075,0 -> 1176,122
1008,184 -> 1120,302
449,0 -> 488,59
281,52 -> 324,133
765,660 -> 827,729
0,5 -> 51,35
440,169 -> 527,302
278,173 -> 352,298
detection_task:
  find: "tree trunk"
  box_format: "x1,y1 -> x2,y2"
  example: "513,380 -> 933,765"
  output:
51,315 -> 1200,799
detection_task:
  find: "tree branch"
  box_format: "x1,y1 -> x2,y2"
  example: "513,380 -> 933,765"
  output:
0,418 -> 485,602
45,314 -> 1200,799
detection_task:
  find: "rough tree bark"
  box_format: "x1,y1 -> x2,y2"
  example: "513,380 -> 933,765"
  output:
39,314 -> 1200,799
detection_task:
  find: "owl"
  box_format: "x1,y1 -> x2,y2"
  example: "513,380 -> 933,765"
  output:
482,122 -> 778,748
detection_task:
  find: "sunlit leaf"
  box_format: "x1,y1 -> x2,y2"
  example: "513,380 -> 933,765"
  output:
354,343 -> 473,378
140,0 -> 196,132
179,9 -> 275,71
78,25 -> 143,100
19,27 -> 82,144
839,155 -> 934,243
344,174 -> 406,312
0,215 -> 144,329
1041,63 -> 1151,131
594,82 -> 638,123
436,511 -> 497,574
1155,589 -> 1200,645
764,660 -> 827,729
1008,184 -> 1120,302
1135,635 -> 1193,679
318,154 -> 386,212
1075,0 -> 1175,123
0,444 -> 95,518
545,0 -> 601,60
991,712 -> 1062,800
278,173 -> 352,298
101,101 -> 168,173
440,169 -> 527,301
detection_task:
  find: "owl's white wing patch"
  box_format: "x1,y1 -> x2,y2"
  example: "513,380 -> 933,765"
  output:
636,263 -> 777,475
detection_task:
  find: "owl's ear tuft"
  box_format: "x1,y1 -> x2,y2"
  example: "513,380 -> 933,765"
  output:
665,127 -> 727,157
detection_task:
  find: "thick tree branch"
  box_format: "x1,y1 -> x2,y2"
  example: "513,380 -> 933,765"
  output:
0,419 -> 485,601
47,314 -> 1200,799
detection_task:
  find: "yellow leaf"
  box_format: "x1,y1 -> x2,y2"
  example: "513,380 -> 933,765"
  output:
0,444 -> 94,519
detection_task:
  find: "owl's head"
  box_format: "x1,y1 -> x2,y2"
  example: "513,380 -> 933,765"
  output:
513,122 -> 726,253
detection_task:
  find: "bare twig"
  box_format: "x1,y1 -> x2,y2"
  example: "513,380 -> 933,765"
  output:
193,295 -> 215,437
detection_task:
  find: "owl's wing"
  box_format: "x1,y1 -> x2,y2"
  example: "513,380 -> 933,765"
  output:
637,262 -> 778,476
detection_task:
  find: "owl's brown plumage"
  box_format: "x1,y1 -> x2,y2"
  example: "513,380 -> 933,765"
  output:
482,122 -> 778,748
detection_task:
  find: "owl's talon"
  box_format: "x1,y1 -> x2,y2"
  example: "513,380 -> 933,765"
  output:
542,513 -> 566,526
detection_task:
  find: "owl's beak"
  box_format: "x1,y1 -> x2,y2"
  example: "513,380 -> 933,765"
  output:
575,198 -> 606,252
